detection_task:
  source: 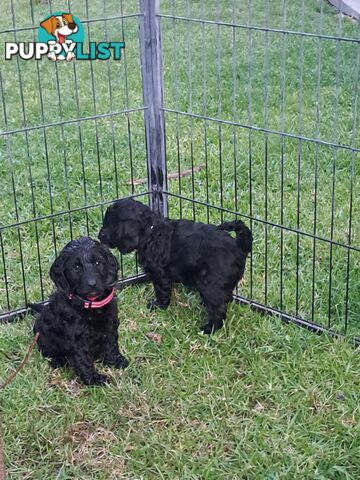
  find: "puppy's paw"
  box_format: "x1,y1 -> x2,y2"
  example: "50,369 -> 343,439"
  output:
112,354 -> 129,369
201,322 -> 224,334
49,358 -> 66,369
147,299 -> 157,311
147,299 -> 169,311
85,373 -> 109,386
200,323 -> 215,335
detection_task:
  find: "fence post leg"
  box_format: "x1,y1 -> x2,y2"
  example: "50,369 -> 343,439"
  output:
139,0 -> 168,218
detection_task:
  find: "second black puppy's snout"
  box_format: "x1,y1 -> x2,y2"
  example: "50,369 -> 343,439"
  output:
98,229 -> 106,243
98,228 -> 115,249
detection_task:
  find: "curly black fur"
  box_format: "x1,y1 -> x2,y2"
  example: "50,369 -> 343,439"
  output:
99,199 -> 252,333
30,236 -> 128,386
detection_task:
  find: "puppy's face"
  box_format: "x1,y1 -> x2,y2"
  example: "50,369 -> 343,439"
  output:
40,14 -> 78,40
56,16 -> 78,38
99,199 -> 151,254
50,237 -> 118,297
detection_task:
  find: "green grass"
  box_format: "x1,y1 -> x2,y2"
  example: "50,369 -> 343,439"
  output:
1,284 -> 360,479
1,0 -> 360,477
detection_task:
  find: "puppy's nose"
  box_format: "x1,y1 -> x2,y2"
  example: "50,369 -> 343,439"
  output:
87,278 -> 97,287
69,22 -> 77,30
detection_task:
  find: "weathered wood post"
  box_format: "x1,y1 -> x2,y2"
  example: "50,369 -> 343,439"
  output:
139,0 -> 168,217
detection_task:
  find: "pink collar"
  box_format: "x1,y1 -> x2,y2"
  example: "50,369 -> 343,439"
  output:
67,288 -> 115,309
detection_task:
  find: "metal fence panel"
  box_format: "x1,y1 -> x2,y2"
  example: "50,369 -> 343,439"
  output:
0,0 -> 149,321
159,0 -> 360,341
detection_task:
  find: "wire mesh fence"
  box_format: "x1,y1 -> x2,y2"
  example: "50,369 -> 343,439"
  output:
0,0 -> 359,341
160,0 -> 360,341
0,0 -> 149,321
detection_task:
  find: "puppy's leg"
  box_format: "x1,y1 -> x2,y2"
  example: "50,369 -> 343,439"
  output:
68,353 -> 108,386
147,275 -> 173,311
201,303 -> 226,334
199,289 -> 226,334
49,357 -> 67,369
103,335 -> 129,369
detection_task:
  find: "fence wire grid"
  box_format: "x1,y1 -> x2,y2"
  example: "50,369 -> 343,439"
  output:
0,0 -> 359,342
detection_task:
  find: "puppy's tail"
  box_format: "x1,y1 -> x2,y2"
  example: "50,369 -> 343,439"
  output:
218,220 -> 253,255
28,303 -> 44,315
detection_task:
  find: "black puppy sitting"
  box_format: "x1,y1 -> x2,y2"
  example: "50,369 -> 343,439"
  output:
31,236 -> 128,385
99,199 -> 252,333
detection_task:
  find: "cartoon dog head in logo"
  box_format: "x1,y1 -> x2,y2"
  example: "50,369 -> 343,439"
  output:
40,13 -> 79,61
40,14 -> 78,43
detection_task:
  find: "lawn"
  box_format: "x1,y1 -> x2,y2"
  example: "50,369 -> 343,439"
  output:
1,0 -> 360,477
1,284 -> 360,479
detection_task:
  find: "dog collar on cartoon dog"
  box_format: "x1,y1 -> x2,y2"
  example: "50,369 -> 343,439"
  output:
67,288 -> 115,309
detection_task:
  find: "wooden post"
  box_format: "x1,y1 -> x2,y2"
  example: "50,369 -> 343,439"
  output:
139,0 -> 168,217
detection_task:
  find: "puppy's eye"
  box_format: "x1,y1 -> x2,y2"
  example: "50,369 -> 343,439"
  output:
94,260 -> 100,266
74,263 -> 82,271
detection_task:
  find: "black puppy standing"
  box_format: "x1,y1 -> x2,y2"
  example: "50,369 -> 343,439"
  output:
99,199 -> 252,333
31,237 -> 128,385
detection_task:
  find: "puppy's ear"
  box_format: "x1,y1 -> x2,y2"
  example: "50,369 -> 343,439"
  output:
142,209 -> 156,222
134,201 -> 156,223
50,253 -> 70,293
40,16 -> 57,35
103,246 -> 119,284
63,13 -> 74,24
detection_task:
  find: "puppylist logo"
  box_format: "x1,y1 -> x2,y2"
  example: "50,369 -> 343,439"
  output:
5,12 -> 125,62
